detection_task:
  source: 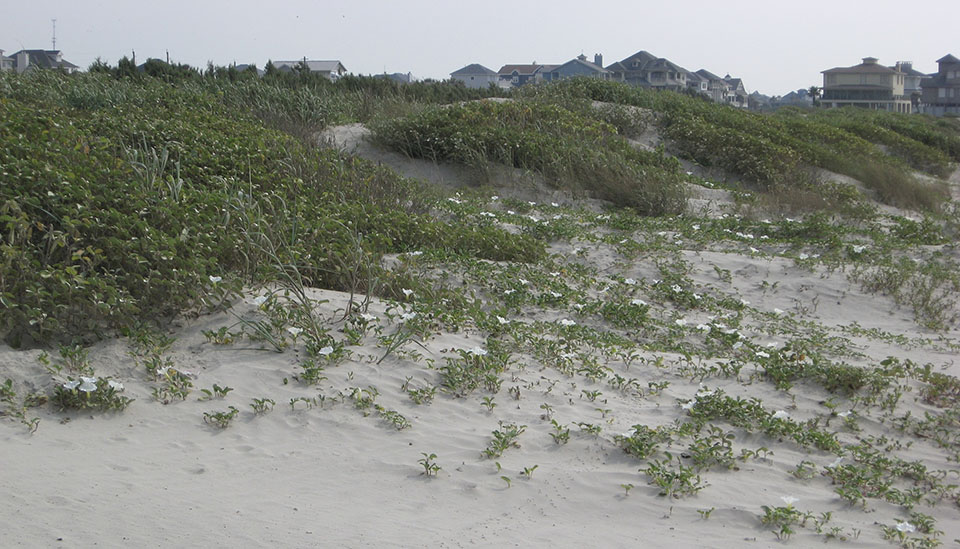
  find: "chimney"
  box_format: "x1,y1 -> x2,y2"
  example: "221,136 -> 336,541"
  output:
577,54 -> 587,61
16,51 -> 28,73
594,53 -> 603,67
862,57 -> 878,65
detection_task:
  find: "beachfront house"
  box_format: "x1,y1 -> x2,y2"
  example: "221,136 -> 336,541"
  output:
541,54 -> 610,82
724,75 -> 749,108
820,57 -> 911,113
694,69 -> 732,103
920,54 -> 960,116
497,64 -> 544,87
273,59 -> 347,81
0,50 -> 13,71
606,51 -> 688,92
685,71 -> 709,95
895,61 -> 929,113
9,49 -> 79,74
450,64 -> 498,88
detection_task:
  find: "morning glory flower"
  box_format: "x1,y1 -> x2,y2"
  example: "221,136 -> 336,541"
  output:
287,327 -> 303,337
63,380 -> 80,390
209,275 -> 222,284
252,295 -> 268,306
316,346 -> 334,356
852,245 -> 866,253
79,377 -> 98,393
773,308 -> 784,315
507,210 -> 515,215
467,347 -> 488,356
632,299 -> 647,307
560,319 -> 576,326
551,202 -> 559,207
829,457 -> 844,468
400,312 -> 417,321
895,522 -> 916,534
550,272 -> 561,277
732,341 -> 744,349
750,247 -> 760,253
407,251 -> 423,256
798,253 -> 809,260
675,318 -> 687,327
519,279 -> 529,285
837,410 -> 852,418
504,289 -> 515,295
108,380 -> 124,391
401,288 -> 414,297
740,299 -> 750,306
497,316 -> 510,325
780,496 -> 798,506
490,195 -> 499,201
681,400 -> 696,410
756,351 -> 770,358
671,284 -> 683,293
772,410 -> 790,420
691,224 -> 700,231
360,313 -> 378,322
696,324 -> 710,332
623,278 -> 636,286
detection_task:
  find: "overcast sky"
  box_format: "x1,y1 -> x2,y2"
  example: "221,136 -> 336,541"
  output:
3,0 -> 958,96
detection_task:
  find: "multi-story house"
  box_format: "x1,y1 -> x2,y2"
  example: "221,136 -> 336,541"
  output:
920,54 -> 960,116
450,64 -> 498,88
9,49 -> 79,73
541,54 -> 610,82
606,50 -> 687,92
724,75 -> 748,108
895,61 -> 929,113
820,57 -> 911,113
694,69 -> 731,103
497,64 -> 543,87
0,49 -> 14,71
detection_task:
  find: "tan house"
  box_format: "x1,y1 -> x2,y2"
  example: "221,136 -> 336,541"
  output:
820,57 -> 911,113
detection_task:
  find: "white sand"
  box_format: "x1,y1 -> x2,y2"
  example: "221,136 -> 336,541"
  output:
3,144 -> 959,548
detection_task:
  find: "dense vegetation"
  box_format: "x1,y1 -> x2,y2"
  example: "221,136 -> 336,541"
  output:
1,67 -> 958,346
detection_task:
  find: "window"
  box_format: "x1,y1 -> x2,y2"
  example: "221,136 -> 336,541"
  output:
940,88 -> 947,98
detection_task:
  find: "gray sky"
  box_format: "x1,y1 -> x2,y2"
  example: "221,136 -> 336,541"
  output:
2,0 -> 958,96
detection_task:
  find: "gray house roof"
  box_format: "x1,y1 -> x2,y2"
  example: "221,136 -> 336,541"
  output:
498,64 -> 542,76
451,63 -> 496,76
936,54 -> 960,64
11,49 -> 79,71
557,57 -> 609,74
274,59 -> 347,74
695,69 -> 725,82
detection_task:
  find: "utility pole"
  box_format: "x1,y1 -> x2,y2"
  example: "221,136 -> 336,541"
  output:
51,18 -> 56,50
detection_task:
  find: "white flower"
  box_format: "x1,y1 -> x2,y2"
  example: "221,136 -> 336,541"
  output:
252,295 -> 268,306
78,377 -> 98,393
623,278 -> 636,286
528,201 -> 536,206
780,496 -> 798,506
691,224 -> 700,231
852,245 -> 866,253
208,275 -> 222,284
895,522 -> 916,534
693,293 -> 702,301
550,272 -> 561,277
837,410 -> 852,418
287,327 -> 303,337
756,351 -> 770,358
560,319 -> 576,326
696,324 -> 710,332
467,347 -> 488,356
675,318 -> 687,327
798,253 -> 809,260
490,195 -> 499,201
519,279 -> 530,285
408,251 -> 423,256
740,299 -> 750,306
360,313 -> 378,322
63,380 -> 80,390
681,400 -> 696,410
829,457 -> 844,468
750,247 -> 760,253
671,284 -> 683,293
551,202 -> 559,207
107,380 -> 124,391
631,299 -> 647,307
447,197 -> 463,204
504,289 -> 515,295
528,215 -> 539,222
400,312 -> 417,321
497,316 -> 510,325
657,231 -> 667,236
316,346 -> 334,356
507,210 -> 515,215
772,410 -> 790,420
549,291 -> 562,298
619,238 -> 628,244
401,288 -> 414,297
732,341 -> 744,349
573,303 -> 584,310
773,308 -> 784,315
